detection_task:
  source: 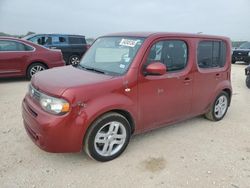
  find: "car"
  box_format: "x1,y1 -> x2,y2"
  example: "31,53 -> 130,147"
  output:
0,37 -> 65,79
245,65 -> 250,88
23,34 -> 88,65
22,32 -> 232,162
232,42 -> 250,64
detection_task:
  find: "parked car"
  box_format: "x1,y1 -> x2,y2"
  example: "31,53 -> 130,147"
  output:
0,37 -> 64,79
22,32 -> 232,161
245,65 -> 250,88
23,34 -> 88,65
232,42 -> 250,64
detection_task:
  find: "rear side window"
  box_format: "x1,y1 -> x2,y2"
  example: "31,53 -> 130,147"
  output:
69,37 -> 86,44
51,36 -> 67,45
197,41 -> 226,68
0,40 -> 32,51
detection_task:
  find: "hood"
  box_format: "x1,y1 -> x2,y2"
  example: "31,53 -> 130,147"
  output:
31,66 -> 113,96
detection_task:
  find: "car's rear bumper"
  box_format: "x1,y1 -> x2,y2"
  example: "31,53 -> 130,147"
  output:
22,94 -> 85,153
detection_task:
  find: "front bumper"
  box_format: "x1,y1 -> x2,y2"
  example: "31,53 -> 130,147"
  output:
22,94 -> 86,153
232,55 -> 250,63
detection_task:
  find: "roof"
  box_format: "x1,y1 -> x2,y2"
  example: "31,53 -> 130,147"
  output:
23,34 -> 85,39
103,32 -> 230,40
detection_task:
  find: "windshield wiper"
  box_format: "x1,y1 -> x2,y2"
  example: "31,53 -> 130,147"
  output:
77,64 -> 106,74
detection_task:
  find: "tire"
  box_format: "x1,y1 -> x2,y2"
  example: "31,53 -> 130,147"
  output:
27,63 -> 47,80
68,55 -> 80,66
246,75 -> 250,89
84,112 -> 131,162
232,60 -> 236,64
205,91 -> 229,121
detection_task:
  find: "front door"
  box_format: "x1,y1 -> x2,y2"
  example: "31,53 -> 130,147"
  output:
138,39 -> 193,131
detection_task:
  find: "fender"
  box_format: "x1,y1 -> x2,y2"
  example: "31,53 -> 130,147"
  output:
75,93 -> 138,144
206,79 -> 232,112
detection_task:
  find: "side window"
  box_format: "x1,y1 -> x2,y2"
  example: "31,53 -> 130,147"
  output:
146,40 -> 188,72
198,41 -> 227,68
51,36 -> 67,45
23,44 -> 34,51
29,36 -> 47,45
69,37 -> 86,44
0,40 -> 26,51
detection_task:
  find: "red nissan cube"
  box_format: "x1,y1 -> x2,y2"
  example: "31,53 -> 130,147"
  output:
22,32 -> 232,161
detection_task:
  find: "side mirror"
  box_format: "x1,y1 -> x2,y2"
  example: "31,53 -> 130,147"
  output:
145,62 -> 166,75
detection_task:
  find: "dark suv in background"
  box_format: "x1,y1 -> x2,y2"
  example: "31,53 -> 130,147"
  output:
232,42 -> 250,64
23,34 -> 88,65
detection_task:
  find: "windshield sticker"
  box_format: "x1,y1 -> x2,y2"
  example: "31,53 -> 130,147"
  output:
119,39 -> 138,47
120,64 -> 126,69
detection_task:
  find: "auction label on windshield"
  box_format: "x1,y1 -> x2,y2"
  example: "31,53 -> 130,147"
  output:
119,39 -> 138,47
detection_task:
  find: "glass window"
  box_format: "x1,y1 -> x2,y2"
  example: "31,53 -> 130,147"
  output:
51,36 -> 67,45
0,40 -> 27,51
29,36 -> 48,45
69,37 -> 86,44
239,42 -> 250,49
79,37 -> 145,75
198,41 -> 226,68
146,40 -> 188,72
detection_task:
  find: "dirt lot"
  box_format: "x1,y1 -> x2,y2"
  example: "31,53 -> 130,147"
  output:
0,64 -> 250,188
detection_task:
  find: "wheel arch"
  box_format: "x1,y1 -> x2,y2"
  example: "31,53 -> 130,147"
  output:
25,61 -> 49,78
26,61 -> 48,73
222,88 -> 232,106
82,109 -> 136,147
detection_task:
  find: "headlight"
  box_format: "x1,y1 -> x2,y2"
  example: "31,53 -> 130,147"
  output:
248,52 -> 250,56
40,93 -> 70,115
29,84 -> 70,115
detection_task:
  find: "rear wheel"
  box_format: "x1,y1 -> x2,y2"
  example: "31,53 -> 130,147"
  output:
84,112 -> 131,162
69,55 -> 80,66
246,75 -> 250,89
27,63 -> 47,79
205,91 -> 229,121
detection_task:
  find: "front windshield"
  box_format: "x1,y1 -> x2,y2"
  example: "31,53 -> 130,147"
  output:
239,42 -> 250,49
79,37 -> 145,75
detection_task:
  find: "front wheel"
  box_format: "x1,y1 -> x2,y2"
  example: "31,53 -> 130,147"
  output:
84,112 -> 131,162
205,91 -> 229,121
246,75 -> 250,89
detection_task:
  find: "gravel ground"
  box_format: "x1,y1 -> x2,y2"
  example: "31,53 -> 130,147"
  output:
0,64 -> 250,188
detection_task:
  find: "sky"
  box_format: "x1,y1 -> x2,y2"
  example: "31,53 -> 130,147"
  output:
0,0 -> 250,41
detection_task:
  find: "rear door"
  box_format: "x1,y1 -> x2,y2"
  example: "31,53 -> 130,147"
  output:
0,40 -> 31,76
68,36 -> 87,56
49,35 -> 70,62
192,40 -> 227,115
138,38 -> 194,130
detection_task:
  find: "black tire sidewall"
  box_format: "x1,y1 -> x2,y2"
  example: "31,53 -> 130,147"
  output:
69,55 -> 80,65
246,75 -> 250,89
86,114 -> 131,162
211,92 -> 229,121
27,63 -> 46,80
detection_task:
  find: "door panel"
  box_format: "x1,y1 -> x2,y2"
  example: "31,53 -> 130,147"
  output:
0,40 -> 29,76
138,39 -> 193,131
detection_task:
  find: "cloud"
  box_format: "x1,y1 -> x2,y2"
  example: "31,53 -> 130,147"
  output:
0,0 -> 250,40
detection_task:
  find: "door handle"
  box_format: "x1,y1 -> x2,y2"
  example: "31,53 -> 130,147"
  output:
183,77 -> 192,85
215,73 -> 221,79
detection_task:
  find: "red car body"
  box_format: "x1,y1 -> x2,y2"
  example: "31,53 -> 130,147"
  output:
0,37 -> 64,78
22,32 -> 232,154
